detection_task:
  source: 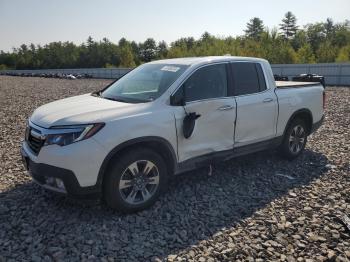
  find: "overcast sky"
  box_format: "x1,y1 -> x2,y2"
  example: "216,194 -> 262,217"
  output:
0,0 -> 349,51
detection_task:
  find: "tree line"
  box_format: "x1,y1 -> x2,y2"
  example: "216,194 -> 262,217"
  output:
0,12 -> 349,70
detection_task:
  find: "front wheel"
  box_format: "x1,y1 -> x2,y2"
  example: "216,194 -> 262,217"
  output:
279,118 -> 308,160
104,148 -> 168,212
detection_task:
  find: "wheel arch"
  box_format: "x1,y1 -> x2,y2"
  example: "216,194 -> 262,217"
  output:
96,136 -> 177,189
283,108 -> 313,137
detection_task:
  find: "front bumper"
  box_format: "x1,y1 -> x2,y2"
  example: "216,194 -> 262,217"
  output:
21,146 -> 101,199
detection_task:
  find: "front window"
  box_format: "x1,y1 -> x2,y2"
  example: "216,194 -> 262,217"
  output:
183,63 -> 228,102
101,63 -> 189,103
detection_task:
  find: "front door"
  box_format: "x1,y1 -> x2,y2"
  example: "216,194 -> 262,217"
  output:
173,63 -> 236,162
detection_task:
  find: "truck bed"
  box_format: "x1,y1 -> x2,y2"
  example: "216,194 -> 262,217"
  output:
276,81 -> 321,89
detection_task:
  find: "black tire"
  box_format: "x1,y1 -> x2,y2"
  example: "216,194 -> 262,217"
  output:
103,148 -> 168,212
279,118 -> 308,160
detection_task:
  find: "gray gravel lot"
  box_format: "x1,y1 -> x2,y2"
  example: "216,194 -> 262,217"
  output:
0,76 -> 349,261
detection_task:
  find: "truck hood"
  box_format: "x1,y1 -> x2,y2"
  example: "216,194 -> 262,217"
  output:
30,94 -> 150,128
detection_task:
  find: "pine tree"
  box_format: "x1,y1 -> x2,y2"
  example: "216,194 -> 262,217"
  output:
324,18 -> 335,37
139,38 -> 157,62
244,18 -> 264,40
157,41 -> 168,58
280,12 -> 298,40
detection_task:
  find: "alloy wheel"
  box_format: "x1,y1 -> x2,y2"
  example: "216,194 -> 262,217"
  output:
118,160 -> 160,205
289,125 -> 306,154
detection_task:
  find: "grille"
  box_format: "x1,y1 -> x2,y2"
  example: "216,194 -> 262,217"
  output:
27,128 -> 45,155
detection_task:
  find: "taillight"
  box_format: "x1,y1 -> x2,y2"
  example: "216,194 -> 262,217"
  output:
322,91 -> 326,110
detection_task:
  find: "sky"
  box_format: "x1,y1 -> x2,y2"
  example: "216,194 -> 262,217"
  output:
0,0 -> 349,52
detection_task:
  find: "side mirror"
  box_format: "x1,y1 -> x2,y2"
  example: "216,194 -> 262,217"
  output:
183,112 -> 201,138
170,86 -> 185,106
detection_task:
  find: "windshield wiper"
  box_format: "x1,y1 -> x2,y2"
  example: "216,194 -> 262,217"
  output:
94,92 -> 150,103
103,96 -> 128,103
92,92 -> 128,103
91,91 -> 102,97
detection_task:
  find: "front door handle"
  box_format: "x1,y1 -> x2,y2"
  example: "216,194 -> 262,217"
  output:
263,98 -> 273,103
218,105 -> 234,111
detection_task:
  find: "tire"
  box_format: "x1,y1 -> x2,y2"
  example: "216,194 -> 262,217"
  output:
279,118 -> 308,160
103,148 -> 168,212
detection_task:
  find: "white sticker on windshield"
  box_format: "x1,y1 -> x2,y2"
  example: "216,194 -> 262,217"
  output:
161,66 -> 180,72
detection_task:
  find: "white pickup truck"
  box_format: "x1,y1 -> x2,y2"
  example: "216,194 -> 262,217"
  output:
21,56 -> 325,212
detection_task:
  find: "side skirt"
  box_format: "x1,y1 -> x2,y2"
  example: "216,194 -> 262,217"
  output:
175,136 -> 283,175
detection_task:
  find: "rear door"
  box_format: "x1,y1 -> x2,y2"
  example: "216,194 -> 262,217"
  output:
173,63 -> 236,162
231,62 -> 278,147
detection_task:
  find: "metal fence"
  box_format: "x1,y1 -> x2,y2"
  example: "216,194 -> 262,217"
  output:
1,63 -> 350,86
271,63 -> 350,86
0,68 -> 131,79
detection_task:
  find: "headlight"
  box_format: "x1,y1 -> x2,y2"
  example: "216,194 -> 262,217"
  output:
44,123 -> 105,146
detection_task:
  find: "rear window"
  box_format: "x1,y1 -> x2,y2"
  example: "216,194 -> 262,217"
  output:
231,63 -> 266,95
256,64 -> 267,91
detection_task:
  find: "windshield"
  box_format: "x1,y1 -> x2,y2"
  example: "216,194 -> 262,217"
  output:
101,63 -> 189,103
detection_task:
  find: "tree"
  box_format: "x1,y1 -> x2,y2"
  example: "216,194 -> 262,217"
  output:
336,44 -> 350,62
333,21 -> 350,47
157,41 -> 168,58
0,64 -> 8,70
324,18 -> 335,38
244,17 -> 264,40
86,36 -> 94,48
305,23 -> 326,53
130,41 -> 141,65
118,37 -> 128,48
200,32 -> 213,42
291,30 -> 307,50
278,44 -> 297,63
316,41 -> 337,62
280,12 -> 298,40
119,44 -> 136,67
1,18 -> 350,69
296,43 -> 316,63
100,38 -> 120,67
172,37 -> 195,49
139,38 -> 157,62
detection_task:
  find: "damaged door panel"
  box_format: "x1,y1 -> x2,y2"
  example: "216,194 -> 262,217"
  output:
173,63 -> 236,162
175,98 -> 236,162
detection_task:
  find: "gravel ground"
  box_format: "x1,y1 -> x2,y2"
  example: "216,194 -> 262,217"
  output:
0,76 -> 349,261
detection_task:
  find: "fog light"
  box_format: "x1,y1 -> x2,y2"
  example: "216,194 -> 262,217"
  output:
55,178 -> 65,190
45,177 -> 65,190
46,177 -> 55,186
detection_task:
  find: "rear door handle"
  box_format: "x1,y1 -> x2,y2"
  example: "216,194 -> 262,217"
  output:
263,98 -> 273,103
218,105 -> 234,111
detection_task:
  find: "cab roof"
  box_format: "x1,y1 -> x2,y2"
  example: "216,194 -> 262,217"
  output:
149,56 -> 267,66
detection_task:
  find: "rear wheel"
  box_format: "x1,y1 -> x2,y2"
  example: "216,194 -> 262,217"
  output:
104,148 -> 168,212
280,118 -> 308,159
